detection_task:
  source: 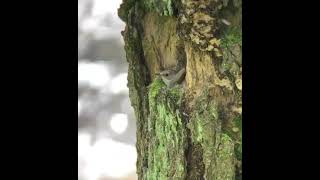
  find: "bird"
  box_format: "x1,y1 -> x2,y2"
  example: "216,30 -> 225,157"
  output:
158,67 -> 186,88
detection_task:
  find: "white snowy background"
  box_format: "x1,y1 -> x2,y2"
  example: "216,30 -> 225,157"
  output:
78,0 -> 137,179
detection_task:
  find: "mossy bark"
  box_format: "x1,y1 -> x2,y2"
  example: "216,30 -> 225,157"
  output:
119,0 -> 242,179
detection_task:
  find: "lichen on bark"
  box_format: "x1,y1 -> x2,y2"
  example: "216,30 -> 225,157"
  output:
187,88 -> 235,180
146,78 -> 187,179
177,0 -> 225,54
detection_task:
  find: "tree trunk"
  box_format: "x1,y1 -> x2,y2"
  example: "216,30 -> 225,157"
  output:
118,0 -> 242,179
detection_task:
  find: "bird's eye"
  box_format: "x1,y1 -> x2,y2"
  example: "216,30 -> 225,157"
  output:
165,74 -> 168,76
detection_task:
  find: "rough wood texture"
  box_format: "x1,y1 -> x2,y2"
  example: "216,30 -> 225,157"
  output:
119,0 -> 242,179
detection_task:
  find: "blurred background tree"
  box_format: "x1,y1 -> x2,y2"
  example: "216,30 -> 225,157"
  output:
78,0 -> 138,179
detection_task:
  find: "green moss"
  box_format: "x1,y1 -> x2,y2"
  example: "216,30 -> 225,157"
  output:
221,27 -> 242,49
187,89 -> 235,179
190,102 -> 218,144
219,26 -> 242,78
222,114 -> 242,180
144,0 -> 175,16
234,116 -> 242,132
148,78 -> 165,105
234,116 -> 242,180
146,78 -> 187,179
234,116 -> 242,161
216,134 -> 235,180
223,115 -> 242,159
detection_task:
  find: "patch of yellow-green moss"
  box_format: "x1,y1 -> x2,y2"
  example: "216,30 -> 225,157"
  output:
233,115 -> 242,179
223,114 -> 242,180
219,26 -> 242,96
220,26 -> 242,65
215,134 -> 235,180
223,116 -> 241,147
220,27 -> 242,74
221,27 -> 242,49
146,78 -> 187,180
187,89 -> 235,180
233,116 -> 242,160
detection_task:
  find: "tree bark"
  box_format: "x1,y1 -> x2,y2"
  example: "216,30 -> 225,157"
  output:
118,0 -> 242,179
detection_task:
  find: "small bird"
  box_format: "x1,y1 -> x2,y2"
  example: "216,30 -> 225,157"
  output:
158,67 -> 186,88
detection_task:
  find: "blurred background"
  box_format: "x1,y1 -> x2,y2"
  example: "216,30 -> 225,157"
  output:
78,0 -> 137,179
